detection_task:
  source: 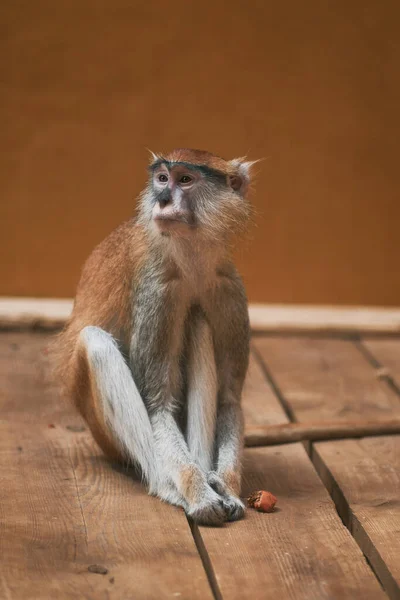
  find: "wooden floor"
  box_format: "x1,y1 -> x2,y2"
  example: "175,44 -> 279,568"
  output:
1,332 -> 399,599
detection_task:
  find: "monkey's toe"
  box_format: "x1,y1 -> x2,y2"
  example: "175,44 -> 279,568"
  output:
222,496 -> 245,522
207,471 -> 226,496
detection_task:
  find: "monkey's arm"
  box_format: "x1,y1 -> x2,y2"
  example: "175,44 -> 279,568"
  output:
213,390 -> 245,494
206,273 -> 250,517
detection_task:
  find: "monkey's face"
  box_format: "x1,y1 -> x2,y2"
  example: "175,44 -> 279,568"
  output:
140,159 -> 252,241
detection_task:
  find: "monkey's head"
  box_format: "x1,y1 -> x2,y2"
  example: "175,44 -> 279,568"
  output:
138,148 -> 256,241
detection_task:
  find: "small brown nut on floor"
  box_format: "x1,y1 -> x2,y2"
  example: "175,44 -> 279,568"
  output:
247,490 -> 277,513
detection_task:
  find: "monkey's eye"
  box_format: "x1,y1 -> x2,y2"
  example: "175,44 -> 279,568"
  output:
179,175 -> 192,184
158,174 -> 168,183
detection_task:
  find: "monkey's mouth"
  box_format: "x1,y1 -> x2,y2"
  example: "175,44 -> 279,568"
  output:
153,209 -> 193,228
154,214 -> 188,223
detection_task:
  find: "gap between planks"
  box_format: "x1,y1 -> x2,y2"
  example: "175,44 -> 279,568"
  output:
188,519 -> 223,600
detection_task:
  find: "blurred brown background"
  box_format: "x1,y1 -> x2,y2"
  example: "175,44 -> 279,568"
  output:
1,1 -> 399,305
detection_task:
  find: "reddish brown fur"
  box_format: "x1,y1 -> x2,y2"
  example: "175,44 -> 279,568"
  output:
179,465 -> 205,504
158,148 -> 238,176
53,219 -> 149,459
221,469 -> 241,495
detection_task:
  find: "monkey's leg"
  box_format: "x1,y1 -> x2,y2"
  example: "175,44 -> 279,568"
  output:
186,315 -> 218,472
77,326 -> 161,493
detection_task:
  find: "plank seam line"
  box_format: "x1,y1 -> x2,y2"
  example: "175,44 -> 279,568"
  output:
250,343 -> 296,423
310,446 -> 396,599
354,339 -> 400,399
187,518 -> 223,600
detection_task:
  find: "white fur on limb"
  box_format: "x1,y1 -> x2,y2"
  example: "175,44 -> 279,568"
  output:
79,326 -> 158,491
185,317 -> 218,472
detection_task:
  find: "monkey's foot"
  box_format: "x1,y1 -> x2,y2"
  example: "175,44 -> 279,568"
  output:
207,471 -> 245,522
186,488 -> 226,526
153,481 -> 189,511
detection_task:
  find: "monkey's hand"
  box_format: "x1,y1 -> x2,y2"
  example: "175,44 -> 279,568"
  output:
207,471 -> 245,522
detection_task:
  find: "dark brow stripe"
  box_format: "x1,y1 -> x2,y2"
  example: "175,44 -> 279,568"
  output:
149,160 -> 228,184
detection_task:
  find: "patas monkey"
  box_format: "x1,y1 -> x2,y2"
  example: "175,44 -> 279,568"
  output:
56,148 -> 255,526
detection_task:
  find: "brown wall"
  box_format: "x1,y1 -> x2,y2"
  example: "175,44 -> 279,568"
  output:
1,1 -> 399,305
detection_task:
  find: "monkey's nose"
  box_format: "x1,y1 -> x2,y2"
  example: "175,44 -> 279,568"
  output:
158,189 -> 172,208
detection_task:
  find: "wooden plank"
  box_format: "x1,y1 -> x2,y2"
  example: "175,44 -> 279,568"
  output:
194,350 -> 385,599
313,436 -> 400,599
3,297 -> 400,334
242,351 -> 288,428
196,444 -> 386,599
245,418 -> 400,447
0,298 -> 72,330
362,338 -> 400,388
243,352 -> 400,445
0,333 -> 213,600
249,304 -> 400,334
252,336 -> 400,422
251,336 -> 400,597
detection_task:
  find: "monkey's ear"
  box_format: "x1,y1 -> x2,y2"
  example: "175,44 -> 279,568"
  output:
146,148 -> 162,164
228,158 -> 260,194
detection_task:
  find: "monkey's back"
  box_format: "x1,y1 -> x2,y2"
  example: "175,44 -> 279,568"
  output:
53,219 -> 148,418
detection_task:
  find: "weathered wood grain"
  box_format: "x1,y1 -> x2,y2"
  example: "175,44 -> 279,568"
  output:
362,338 -> 400,391
0,332 -> 212,600
196,444 -> 386,599
252,336 -> 400,422
313,436 -> 400,599
242,351 -> 289,428
251,335 -> 400,598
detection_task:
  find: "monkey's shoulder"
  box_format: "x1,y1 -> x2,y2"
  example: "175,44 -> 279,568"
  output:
68,219 -> 149,336
78,219 -> 148,286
